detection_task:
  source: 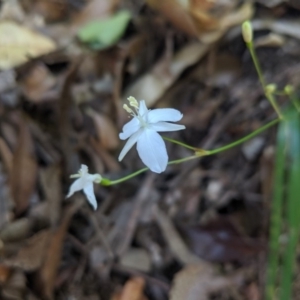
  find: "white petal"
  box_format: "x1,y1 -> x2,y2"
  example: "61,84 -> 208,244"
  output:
66,177 -> 85,198
147,108 -> 183,123
150,122 -> 186,132
136,129 -> 168,173
119,117 -> 140,140
139,100 -> 148,116
118,129 -> 143,161
83,182 -> 97,210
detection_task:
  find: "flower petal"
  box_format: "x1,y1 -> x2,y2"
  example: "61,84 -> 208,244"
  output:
66,177 -> 84,198
83,182 -> 97,210
147,108 -> 183,123
139,100 -> 148,117
150,122 -> 186,132
136,129 -> 168,173
118,129 -> 143,161
119,117 -> 140,140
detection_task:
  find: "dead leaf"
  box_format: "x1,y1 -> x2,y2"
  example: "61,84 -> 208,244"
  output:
254,33 -> 285,48
0,218 -> 32,243
86,108 -> 119,150
170,264 -> 231,300
0,264 -> 12,284
0,21 -> 56,70
40,165 -> 62,226
0,137 -> 13,173
113,277 -> 147,300
3,230 -> 51,271
180,218 -> 262,263
153,205 -> 204,265
146,0 -> 198,36
39,202 -> 82,299
71,0 -> 119,30
10,120 -> 37,215
19,62 -> 58,103
124,42 -> 211,107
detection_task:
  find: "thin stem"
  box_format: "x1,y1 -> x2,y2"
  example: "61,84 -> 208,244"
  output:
247,42 -> 283,119
267,91 -> 284,120
290,95 -> 300,113
103,119 -> 280,186
162,136 -> 197,151
202,119 -> 280,156
104,155 -> 198,186
247,42 -> 266,89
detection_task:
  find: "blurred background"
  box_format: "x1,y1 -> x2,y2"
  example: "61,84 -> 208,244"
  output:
0,0 -> 300,299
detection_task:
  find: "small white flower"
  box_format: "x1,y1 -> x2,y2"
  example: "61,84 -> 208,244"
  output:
66,164 -> 102,210
118,97 -> 186,173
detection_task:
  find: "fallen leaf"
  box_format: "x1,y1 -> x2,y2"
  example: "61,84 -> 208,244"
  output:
86,108 -> 119,150
71,0 -> 118,30
114,277 -> 147,300
124,42 -> 211,107
0,21 -> 56,70
0,218 -> 32,243
170,264 -> 231,300
0,264 -> 11,284
146,0 -> 198,36
179,218 -> 262,263
10,120 -> 37,215
0,137 -> 13,173
40,165 -> 62,226
19,62 -> 58,103
3,230 -> 51,271
39,202 -> 82,299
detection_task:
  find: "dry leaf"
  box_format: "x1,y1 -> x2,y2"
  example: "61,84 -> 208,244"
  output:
113,277 -> 147,300
72,0 -> 119,30
147,0 -> 197,36
10,121 -> 37,215
39,202 -> 81,299
170,264 -> 231,300
0,137 -> 13,173
40,165 -> 62,226
3,230 -> 51,272
19,62 -> 58,103
124,42 -> 211,107
0,21 -> 56,70
87,108 -> 119,150
0,264 -> 11,284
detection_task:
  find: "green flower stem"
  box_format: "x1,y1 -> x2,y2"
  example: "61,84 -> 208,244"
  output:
201,118 -> 280,156
162,136 -> 207,152
247,42 -> 283,119
102,155 -> 198,186
102,119 -> 279,186
290,95 -> 300,113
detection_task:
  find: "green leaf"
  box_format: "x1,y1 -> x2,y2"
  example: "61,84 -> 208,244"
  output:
77,10 -> 131,49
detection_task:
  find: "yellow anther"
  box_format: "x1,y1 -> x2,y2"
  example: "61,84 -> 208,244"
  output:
123,104 -> 133,114
127,96 -> 139,109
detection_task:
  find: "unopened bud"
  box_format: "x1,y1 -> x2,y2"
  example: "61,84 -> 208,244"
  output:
242,21 -> 253,44
284,85 -> 294,95
265,84 -> 277,95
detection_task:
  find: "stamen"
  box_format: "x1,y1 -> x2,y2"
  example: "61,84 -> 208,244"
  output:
123,104 -> 133,114
127,96 -> 139,109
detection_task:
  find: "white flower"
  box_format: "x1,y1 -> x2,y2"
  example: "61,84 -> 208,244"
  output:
118,97 -> 186,173
66,164 -> 102,210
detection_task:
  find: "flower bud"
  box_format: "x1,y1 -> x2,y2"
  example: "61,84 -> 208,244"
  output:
242,21 -> 253,44
265,84 -> 277,95
284,85 -> 294,95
